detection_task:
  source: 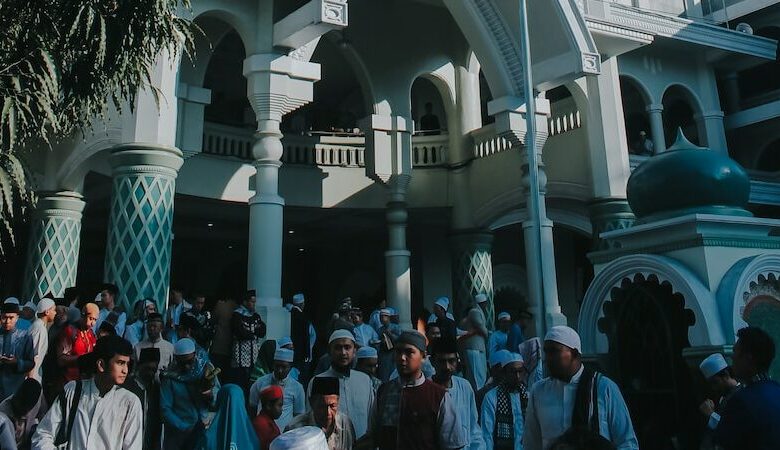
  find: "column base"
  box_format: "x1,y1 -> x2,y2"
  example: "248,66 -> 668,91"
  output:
257,303 -> 290,340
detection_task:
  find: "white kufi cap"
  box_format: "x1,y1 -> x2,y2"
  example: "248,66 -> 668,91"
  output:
497,312 -> 511,321
699,353 -> 729,379
544,325 -> 582,353
23,301 -> 35,310
3,297 -> 19,305
502,352 -> 525,368
356,346 -> 378,359
292,293 -> 305,305
173,338 -> 196,356
475,293 -> 488,304
434,296 -> 450,311
489,349 -> 513,368
36,298 -> 56,314
328,329 -> 355,344
274,348 -> 295,363
270,426 -> 329,450
276,337 -> 293,349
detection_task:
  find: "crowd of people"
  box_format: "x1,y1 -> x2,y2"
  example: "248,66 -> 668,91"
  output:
0,285 -> 778,450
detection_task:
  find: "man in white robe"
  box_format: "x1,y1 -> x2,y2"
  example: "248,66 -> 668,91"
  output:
249,348 -> 306,430
488,312 -> 511,360
431,335 -> 485,450
133,313 -> 174,376
482,353 -> 526,450
460,294 -> 489,392
28,298 -> 56,381
308,329 -> 375,439
32,335 -> 143,450
351,309 -> 379,349
523,326 -> 638,450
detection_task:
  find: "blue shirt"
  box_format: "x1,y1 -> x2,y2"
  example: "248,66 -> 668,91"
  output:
507,324 -> 525,353
0,328 -> 34,400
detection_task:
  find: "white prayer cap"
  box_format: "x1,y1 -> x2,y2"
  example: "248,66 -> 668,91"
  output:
356,346 -> 378,359
276,337 -> 293,349
434,297 -> 450,311
328,329 -> 355,344
270,426 -> 329,450
3,297 -> 19,305
94,292 -> 102,303
292,293 -> 305,305
274,348 -> 295,363
388,307 -> 398,316
544,325 -> 582,353
489,349 -> 512,368
173,338 -> 196,356
497,312 -> 511,321
502,352 -> 525,368
22,301 -> 35,310
36,298 -> 56,314
475,294 -> 488,304
699,353 -> 729,379
379,308 -> 391,316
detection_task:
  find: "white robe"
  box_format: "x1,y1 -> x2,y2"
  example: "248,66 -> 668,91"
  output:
28,318 -> 48,381
481,385 -> 524,450
523,366 -> 639,450
248,373 -> 306,431
353,323 -> 379,348
309,367 -> 375,439
31,379 -> 143,450
133,338 -> 174,375
448,376 -> 485,450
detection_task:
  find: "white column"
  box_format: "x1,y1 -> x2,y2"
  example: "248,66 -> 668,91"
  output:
363,114 -> 414,329
492,96 -> 566,336
24,192 -> 85,300
576,56 -> 636,250
386,180 -> 412,330
696,110 -> 728,154
647,104 -> 666,154
243,53 -> 319,339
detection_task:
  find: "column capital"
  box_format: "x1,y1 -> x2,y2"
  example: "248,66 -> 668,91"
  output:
693,110 -> 725,121
109,143 -> 184,175
33,191 -> 85,219
243,53 -> 321,122
361,114 -> 413,186
450,229 -> 494,250
488,96 -> 550,152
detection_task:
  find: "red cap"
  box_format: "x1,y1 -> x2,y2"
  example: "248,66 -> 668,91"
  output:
260,385 -> 283,402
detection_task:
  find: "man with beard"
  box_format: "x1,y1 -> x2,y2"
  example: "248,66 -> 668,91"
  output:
310,330 -> 375,440
481,353 -> 526,449
160,338 -> 221,450
523,326 -> 637,450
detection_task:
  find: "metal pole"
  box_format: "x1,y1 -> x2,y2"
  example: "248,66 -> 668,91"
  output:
518,0 -> 548,339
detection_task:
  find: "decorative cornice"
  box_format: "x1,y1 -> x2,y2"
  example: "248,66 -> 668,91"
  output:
590,236 -> 780,265
590,2 -> 778,60
585,19 -> 654,43
471,0 -> 525,96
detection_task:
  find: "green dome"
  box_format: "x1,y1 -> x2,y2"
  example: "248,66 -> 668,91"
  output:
627,129 -> 752,223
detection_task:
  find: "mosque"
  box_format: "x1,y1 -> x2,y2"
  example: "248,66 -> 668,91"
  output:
3,0 -> 780,447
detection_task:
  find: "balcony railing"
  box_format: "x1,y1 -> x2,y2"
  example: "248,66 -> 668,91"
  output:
202,123 -> 449,168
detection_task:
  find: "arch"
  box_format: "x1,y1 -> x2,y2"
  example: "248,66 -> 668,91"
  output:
189,3 -> 256,54
619,74 -> 653,106
488,206 -> 593,237
579,254 -> 726,354
466,51 -> 481,76
320,31 -> 378,116
620,76 -> 652,153
662,83 -> 704,146
178,15 -> 241,87
410,65 -> 457,136
716,254 -> 780,341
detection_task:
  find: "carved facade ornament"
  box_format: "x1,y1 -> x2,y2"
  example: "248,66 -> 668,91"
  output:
322,0 -> 348,25
581,52 -> 601,74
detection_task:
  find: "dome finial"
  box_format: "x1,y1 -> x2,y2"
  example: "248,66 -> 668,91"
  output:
667,127 -> 704,152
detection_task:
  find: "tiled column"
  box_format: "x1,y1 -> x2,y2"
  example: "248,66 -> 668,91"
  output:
104,144 -> 183,313
24,192 -> 85,300
451,230 -> 495,329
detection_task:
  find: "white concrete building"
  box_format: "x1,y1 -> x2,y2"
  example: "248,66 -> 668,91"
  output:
6,1 -> 780,446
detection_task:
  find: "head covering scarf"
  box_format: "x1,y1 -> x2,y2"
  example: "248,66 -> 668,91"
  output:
196,384 -> 259,450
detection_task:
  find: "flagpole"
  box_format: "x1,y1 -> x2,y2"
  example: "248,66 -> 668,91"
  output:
518,0 -> 549,340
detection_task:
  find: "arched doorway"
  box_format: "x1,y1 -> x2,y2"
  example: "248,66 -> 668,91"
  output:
662,85 -> 701,146
597,273 -> 700,450
619,76 -> 652,154
742,273 -> 780,380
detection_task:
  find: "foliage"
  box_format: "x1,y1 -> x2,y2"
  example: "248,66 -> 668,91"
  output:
0,0 -> 196,254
